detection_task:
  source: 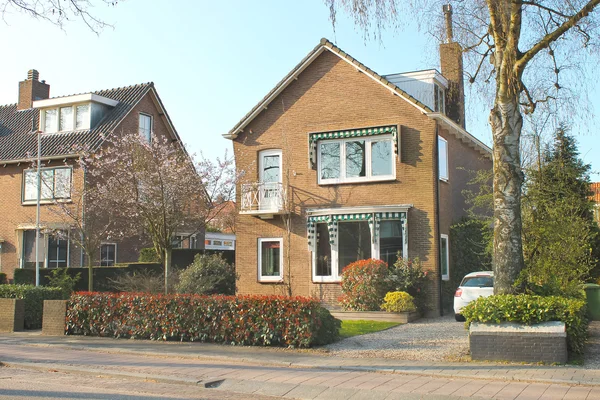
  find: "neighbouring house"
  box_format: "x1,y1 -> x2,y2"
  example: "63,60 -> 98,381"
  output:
204,200 -> 236,251
224,17 -> 492,314
0,70 -> 201,281
592,183 -> 600,224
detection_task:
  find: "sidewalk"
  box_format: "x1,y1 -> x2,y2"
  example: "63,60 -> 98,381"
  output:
1,332 -> 600,387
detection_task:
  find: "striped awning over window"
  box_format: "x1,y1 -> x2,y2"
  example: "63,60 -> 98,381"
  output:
309,125 -> 398,169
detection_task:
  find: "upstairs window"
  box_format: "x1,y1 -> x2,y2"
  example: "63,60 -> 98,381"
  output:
42,104 -> 90,133
438,136 -> 449,181
23,167 -> 72,202
139,113 -> 153,142
434,84 -> 445,113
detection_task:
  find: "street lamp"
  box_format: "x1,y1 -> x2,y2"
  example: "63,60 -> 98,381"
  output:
35,124 -> 41,287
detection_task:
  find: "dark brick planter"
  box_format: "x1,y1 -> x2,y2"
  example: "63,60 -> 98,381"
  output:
0,298 -> 25,332
469,321 -> 568,363
42,300 -> 67,336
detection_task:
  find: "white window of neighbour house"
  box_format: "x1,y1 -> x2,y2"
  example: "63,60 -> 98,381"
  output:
438,136 -> 449,181
139,113 -> 153,142
23,167 -> 72,203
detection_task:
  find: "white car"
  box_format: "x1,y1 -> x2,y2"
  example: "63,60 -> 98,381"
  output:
453,271 -> 494,321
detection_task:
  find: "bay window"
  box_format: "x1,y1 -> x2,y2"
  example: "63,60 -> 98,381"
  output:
309,210 -> 408,282
23,167 -> 72,203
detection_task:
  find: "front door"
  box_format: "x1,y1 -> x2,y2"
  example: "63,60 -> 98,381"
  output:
258,150 -> 282,211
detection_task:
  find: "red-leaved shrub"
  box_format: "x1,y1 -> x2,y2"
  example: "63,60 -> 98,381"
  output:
338,259 -> 391,311
66,293 -> 340,347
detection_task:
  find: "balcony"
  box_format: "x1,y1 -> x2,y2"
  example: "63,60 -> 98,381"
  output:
240,182 -> 287,218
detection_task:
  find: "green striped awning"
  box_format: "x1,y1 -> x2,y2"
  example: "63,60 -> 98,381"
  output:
310,126 -> 397,142
375,212 -> 406,220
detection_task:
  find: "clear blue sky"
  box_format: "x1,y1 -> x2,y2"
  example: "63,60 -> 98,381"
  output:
1,0 -> 598,178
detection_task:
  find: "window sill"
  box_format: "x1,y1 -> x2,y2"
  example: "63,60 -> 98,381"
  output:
258,277 -> 284,283
22,199 -> 72,206
312,277 -> 341,284
318,176 -> 396,186
439,177 -> 449,183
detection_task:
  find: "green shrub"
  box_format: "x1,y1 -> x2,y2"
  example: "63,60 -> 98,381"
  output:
109,269 -> 178,294
462,294 -> 588,354
381,291 -> 417,313
0,273 -> 7,285
66,293 -> 339,347
339,259 -> 391,311
176,253 -> 237,295
389,257 -> 429,312
0,285 -> 64,329
47,268 -> 81,298
139,248 -> 161,263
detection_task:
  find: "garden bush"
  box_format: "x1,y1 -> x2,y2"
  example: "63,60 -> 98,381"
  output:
339,259 -> 391,311
176,253 -> 237,295
0,285 -> 64,328
138,247 -> 161,263
66,293 -> 340,347
0,272 -> 7,284
389,257 -> 429,312
381,291 -> 417,313
462,294 -> 588,354
46,268 -> 81,298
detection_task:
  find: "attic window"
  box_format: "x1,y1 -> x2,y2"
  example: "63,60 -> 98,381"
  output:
42,104 -> 90,133
434,84 -> 445,113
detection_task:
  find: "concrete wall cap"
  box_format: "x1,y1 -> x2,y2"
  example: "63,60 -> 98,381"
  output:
470,321 -> 566,334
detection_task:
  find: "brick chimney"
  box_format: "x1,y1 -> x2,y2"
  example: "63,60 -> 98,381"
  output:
439,5 -> 465,128
18,69 -> 50,111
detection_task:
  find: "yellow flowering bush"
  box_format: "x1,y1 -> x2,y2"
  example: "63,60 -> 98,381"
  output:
380,291 -> 417,313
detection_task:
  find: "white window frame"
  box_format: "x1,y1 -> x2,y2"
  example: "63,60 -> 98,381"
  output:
100,243 -> 117,267
258,149 -> 283,183
139,113 -> 153,142
258,237 -> 283,282
40,103 -> 91,133
438,136 -> 449,181
22,166 -> 73,204
440,234 -> 449,281
317,135 -> 396,185
434,84 -> 446,114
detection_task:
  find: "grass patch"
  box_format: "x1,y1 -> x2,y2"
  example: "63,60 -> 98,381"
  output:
339,320 -> 401,339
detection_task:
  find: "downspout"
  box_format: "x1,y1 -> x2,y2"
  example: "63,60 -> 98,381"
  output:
435,124 -> 444,317
80,165 -> 86,267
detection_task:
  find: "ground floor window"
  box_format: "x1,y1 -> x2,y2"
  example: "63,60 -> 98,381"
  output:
47,234 -> 68,268
309,210 -> 408,282
440,234 -> 449,280
100,243 -> 117,267
258,238 -> 282,282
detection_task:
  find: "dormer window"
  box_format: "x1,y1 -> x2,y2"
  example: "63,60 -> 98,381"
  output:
42,104 -> 90,133
434,84 -> 445,113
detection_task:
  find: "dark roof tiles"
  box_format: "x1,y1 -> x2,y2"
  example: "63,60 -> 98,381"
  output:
0,82 -> 152,162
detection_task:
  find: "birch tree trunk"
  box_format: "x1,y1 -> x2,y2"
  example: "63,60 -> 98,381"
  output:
490,99 -> 525,294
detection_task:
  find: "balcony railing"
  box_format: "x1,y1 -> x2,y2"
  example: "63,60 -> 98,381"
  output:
240,182 -> 287,216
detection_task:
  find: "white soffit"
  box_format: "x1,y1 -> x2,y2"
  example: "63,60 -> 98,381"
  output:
427,112 -> 492,158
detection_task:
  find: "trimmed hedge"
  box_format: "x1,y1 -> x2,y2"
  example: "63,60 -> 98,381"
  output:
462,294 -> 588,354
66,293 -> 340,347
172,249 -> 235,269
0,272 -> 7,284
0,285 -> 64,328
13,263 -> 163,292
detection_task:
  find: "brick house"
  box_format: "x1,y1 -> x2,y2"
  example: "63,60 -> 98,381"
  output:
224,33 -> 492,314
0,70 -> 199,281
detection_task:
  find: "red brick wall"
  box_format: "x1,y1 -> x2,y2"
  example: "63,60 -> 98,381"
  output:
232,50 -> 442,311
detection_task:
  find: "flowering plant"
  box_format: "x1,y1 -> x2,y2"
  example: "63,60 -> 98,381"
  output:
338,259 -> 391,311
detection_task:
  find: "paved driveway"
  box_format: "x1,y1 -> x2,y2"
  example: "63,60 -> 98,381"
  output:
325,315 -> 470,361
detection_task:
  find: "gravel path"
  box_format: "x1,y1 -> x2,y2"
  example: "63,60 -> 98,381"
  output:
325,315 -> 469,361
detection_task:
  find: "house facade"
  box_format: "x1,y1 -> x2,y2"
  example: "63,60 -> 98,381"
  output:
225,35 -> 492,314
0,70 -> 197,280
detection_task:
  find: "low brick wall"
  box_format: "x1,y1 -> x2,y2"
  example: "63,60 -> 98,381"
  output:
330,311 -> 420,323
0,298 -> 25,332
470,321 -> 568,363
42,300 -> 67,336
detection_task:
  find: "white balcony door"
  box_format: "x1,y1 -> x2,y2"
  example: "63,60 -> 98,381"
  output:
259,150 -> 282,211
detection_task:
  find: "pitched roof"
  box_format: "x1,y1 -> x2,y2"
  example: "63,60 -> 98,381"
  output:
0,83 -> 152,163
224,38 -> 432,140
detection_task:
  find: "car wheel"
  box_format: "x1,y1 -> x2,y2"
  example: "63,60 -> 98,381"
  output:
455,314 -> 465,322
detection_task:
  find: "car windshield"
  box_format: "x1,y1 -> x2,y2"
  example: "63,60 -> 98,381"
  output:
461,276 -> 494,287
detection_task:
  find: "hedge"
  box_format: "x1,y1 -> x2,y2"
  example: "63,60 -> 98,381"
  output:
0,285 -> 64,328
172,249 -> 235,268
0,272 -> 7,285
462,294 -> 588,354
13,263 -> 163,292
66,293 -> 340,347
